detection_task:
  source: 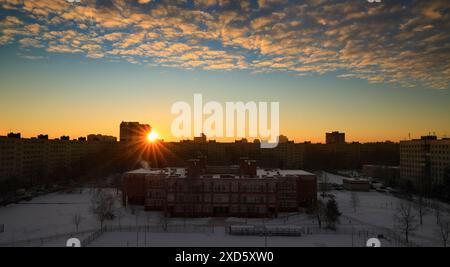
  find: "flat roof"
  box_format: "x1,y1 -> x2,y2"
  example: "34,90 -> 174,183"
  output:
125,167 -> 315,179
257,169 -> 314,176
126,168 -> 186,177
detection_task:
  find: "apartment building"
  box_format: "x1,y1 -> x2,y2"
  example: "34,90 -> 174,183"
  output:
326,131 -> 345,144
400,136 -> 450,192
0,134 -> 120,185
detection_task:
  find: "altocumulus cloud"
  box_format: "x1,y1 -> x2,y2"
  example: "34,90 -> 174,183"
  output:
0,0 -> 449,89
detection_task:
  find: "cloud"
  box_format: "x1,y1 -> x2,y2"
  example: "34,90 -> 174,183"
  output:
25,23 -> 40,34
251,16 -> 273,29
137,0 -> 152,4
103,32 -> 124,42
46,44 -> 82,53
0,15 -> 22,26
18,37 -> 42,48
0,0 -> 449,89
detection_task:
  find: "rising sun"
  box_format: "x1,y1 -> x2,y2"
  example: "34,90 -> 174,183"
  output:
147,131 -> 158,142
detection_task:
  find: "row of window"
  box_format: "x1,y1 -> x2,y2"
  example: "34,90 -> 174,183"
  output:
164,193 -> 276,204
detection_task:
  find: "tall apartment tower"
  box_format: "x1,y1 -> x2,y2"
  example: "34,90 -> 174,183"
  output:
326,131 -> 345,144
120,122 -> 151,143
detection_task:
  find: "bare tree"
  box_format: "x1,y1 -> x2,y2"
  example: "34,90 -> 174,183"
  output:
320,172 -> 329,198
159,211 -> 169,231
116,210 -> 124,230
436,219 -> 450,247
71,213 -> 83,233
90,189 -> 116,230
113,174 -> 122,195
312,199 -> 326,229
431,200 -> 442,224
414,195 -> 429,225
325,198 -> 341,230
395,203 -> 418,243
349,192 -> 360,213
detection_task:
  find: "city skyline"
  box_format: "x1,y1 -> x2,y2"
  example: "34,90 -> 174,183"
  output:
3,0 -> 450,250
1,125 -> 448,144
1,0 -> 450,143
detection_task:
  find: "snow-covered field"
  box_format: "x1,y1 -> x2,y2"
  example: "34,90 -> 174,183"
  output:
0,186 -> 449,247
89,228 -> 370,247
333,190 -> 450,247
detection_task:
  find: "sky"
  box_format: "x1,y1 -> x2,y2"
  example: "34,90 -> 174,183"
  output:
0,0 -> 450,143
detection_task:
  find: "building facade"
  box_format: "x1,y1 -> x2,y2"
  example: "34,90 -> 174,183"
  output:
400,136 -> 450,192
122,159 -> 317,217
362,164 -> 400,186
0,134 -> 120,185
342,178 -> 370,191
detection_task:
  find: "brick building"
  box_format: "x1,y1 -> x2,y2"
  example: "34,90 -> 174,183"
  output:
122,158 -> 317,217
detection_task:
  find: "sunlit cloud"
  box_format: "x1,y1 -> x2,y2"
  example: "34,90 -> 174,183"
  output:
0,0 -> 449,89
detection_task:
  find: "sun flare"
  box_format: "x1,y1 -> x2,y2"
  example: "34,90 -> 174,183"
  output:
147,131 -> 158,142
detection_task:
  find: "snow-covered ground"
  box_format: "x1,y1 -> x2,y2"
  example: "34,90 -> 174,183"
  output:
89,228 -> 370,247
0,187 -> 449,247
0,188 -> 172,245
332,190 -> 450,247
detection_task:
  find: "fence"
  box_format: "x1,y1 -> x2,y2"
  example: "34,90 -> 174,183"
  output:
80,223 -> 215,246
103,223 -> 214,234
0,218 -> 421,247
0,222 -> 217,247
340,215 -> 419,247
228,225 -> 304,236
81,228 -> 105,247
0,228 -> 98,247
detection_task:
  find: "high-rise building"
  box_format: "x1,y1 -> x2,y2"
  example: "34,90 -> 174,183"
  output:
119,121 -> 151,143
326,131 -> 345,144
400,136 -> 450,192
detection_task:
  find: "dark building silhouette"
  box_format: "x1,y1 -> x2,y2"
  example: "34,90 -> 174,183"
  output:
37,134 -> 48,140
326,131 -> 345,144
7,132 -> 21,138
0,124 -> 401,194
193,133 -> 207,143
87,134 -> 117,142
120,121 -> 151,143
